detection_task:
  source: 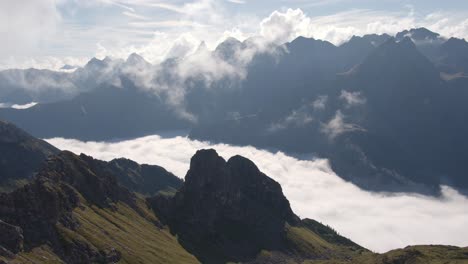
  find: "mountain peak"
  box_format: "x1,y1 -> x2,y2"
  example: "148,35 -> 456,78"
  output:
60,64 -> 78,70
345,33 -> 391,47
125,52 -> 151,68
126,52 -> 144,62
287,36 -> 336,54
396,27 -> 441,42
195,41 -> 208,53
149,149 -> 299,263
84,57 -> 106,70
214,37 -> 243,60
442,37 -> 468,51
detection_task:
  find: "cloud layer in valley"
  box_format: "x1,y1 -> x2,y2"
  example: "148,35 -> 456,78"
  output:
46,135 -> 468,253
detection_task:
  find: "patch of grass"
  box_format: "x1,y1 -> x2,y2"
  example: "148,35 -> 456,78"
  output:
303,245 -> 468,264
70,200 -> 199,264
286,224 -> 359,260
301,219 -> 363,250
351,245 -> 468,264
5,197 -> 199,264
156,187 -> 178,197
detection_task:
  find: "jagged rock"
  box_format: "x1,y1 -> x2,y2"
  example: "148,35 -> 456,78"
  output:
40,151 -> 138,209
0,151 -> 138,263
149,149 -> 300,263
105,158 -> 183,196
0,220 -> 24,254
0,176 -> 80,251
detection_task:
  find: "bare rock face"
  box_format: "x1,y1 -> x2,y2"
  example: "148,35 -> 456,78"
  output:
149,149 -> 299,264
0,220 -> 23,254
40,151 -> 137,209
105,157 -> 183,196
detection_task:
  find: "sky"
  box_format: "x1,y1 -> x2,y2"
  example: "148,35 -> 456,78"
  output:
2,0 -> 468,69
46,135 -> 468,253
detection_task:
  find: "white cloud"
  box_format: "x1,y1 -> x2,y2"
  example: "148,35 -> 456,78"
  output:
260,8 -> 313,44
339,90 -> 366,107
321,110 -> 364,139
11,102 -> 38,109
0,0 -> 61,61
45,135 -> 468,253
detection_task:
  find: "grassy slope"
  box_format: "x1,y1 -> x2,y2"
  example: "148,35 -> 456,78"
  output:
286,225 -> 366,261
256,226 -> 468,264
1,198 -> 199,264
1,193 -> 466,264
2,210 -> 467,264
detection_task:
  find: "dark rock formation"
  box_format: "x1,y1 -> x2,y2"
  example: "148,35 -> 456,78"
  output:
40,151 -> 137,209
0,220 -> 23,254
0,173 -> 80,258
148,149 -> 300,263
0,151 -> 144,263
105,158 -> 183,196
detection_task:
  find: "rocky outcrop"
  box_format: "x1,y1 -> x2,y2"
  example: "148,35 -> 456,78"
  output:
0,151 -> 143,263
0,220 -> 23,254
0,174 -> 81,260
40,151 -> 137,208
106,158 -> 183,196
148,149 -> 300,263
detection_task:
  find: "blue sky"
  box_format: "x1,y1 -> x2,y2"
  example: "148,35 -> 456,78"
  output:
1,0 -> 468,69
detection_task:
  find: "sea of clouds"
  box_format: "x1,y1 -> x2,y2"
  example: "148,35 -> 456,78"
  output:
46,134 -> 468,253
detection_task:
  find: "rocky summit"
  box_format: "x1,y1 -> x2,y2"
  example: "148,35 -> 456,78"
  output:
149,149 -> 299,263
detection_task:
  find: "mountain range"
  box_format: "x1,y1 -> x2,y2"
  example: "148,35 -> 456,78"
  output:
1,28 -> 468,196
1,120 -> 467,263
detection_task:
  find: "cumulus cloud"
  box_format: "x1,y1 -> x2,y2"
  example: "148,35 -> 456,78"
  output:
260,8 -> 313,44
321,110 -> 364,139
339,90 -> 366,107
45,135 -> 468,253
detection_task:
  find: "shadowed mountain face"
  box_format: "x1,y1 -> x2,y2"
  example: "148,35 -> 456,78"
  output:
1,28 -> 468,195
0,120 -> 59,191
0,85 -> 190,140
